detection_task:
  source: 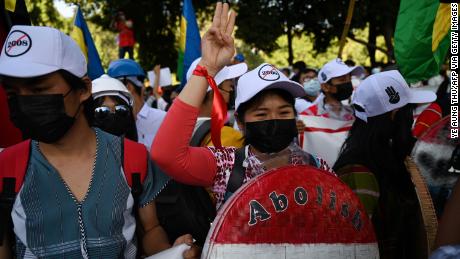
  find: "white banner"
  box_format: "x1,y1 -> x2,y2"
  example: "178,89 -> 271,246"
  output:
299,115 -> 353,167
148,67 -> 172,87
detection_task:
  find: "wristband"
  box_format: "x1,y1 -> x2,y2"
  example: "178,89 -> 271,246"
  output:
192,64 -> 227,149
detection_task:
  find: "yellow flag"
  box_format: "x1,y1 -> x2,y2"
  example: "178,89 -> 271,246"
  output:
432,3 -> 451,52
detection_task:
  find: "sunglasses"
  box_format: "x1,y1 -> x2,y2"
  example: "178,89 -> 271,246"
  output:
94,105 -> 130,120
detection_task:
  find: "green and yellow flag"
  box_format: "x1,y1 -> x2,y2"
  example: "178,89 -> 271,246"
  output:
395,0 -> 451,83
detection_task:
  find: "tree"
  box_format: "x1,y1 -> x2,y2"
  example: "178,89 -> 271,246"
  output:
65,0 -> 213,73
26,0 -> 71,32
236,0 -> 400,67
235,0 -> 305,66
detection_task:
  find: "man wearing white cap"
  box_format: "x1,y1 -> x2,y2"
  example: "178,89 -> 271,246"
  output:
185,57 -> 247,147
302,58 -> 364,121
0,26 -> 197,258
333,70 -> 436,257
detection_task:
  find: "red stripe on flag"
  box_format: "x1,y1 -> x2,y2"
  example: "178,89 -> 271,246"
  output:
304,126 -> 352,133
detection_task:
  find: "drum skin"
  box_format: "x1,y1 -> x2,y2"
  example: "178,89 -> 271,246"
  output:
202,165 -> 379,259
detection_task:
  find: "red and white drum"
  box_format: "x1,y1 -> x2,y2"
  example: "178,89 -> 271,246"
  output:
202,165 -> 379,259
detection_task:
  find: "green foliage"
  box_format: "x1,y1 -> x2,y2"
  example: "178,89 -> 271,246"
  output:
26,0 -> 71,32
26,0 -> 398,75
236,0 -> 399,66
253,27 -> 389,69
86,22 -> 118,69
63,0 -> 213,73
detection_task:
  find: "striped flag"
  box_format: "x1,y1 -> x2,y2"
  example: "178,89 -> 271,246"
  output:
299,115 -> 353,166
394,0 -> 451,83
177,0 -> 201,87
71,6 -> 104,80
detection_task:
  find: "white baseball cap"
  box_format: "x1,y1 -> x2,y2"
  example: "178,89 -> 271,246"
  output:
92,74 -> 133,106
0,25 -> 86,78
352,70 -> 437,122
186,57 -> 248,91
235,63 -> 305,111
318,58 -> 365,83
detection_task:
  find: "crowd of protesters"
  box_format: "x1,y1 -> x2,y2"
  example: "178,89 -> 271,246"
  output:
0,2 -> 456,259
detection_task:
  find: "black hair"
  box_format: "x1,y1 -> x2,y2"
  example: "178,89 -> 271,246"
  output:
281,68 -> 291,74
292,61 -> 307,70
92,95 -> 138,141
344,59 -> 356,67
236,88 -> 296,124
56,70 -> 95,125
333,104 -> 417,193
300,68 -> 318,76
120,77 -> 143,97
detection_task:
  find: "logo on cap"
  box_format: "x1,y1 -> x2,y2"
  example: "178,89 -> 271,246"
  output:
5,30 -> 32,57
321,72 -> 327,82
258,64 -> 280,81
385,86 -> 400,104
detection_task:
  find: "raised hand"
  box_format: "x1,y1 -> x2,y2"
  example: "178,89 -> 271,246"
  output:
153,64 -> 161,76
385,86 -> 400,104
200,2 -> 236,76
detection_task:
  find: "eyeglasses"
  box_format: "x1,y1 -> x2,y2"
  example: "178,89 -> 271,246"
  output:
94,105 -> 130,120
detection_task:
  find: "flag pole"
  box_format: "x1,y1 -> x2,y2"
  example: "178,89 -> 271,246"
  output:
338,0 -> 356,59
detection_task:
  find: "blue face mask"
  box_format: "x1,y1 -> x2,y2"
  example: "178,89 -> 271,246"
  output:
303,79 -> 321,97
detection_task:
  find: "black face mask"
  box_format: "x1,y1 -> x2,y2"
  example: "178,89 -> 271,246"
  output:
330,81 -> 353,101
93,106 -> 133,137
8,90 -> 78,143
245,119 -> 298,154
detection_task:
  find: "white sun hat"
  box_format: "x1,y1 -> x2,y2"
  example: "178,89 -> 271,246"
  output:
352,70 -> 437,122
318,58 -> 365,84
0,25 -> 86,78
235,63 -> 305,111
92,74 -> 133,106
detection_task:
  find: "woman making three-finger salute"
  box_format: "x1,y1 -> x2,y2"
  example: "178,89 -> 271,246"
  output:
152,2 -> 331,211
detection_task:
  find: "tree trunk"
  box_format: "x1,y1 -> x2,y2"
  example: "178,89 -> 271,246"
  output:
283,0 -> 293,66
382,0 -> 399,64
287,25 -> 293,66
368,19 -> 377,67
383,26 -> 394,64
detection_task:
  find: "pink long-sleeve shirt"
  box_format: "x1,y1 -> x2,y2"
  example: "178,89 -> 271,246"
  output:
152,98 -> 333,209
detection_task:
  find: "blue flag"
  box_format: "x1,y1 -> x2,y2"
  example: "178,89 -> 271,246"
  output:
71,6 -> 104,80
178,0 -> 201,87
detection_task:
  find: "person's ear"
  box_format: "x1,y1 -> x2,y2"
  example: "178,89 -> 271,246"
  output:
80,76 -> 92,102
125,82 -> 136,95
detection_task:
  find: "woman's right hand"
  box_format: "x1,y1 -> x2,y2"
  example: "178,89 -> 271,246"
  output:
199,2 -> 236,77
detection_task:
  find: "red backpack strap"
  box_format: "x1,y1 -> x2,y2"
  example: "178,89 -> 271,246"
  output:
0,140 -> 31,193
123,138 -> 148,187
